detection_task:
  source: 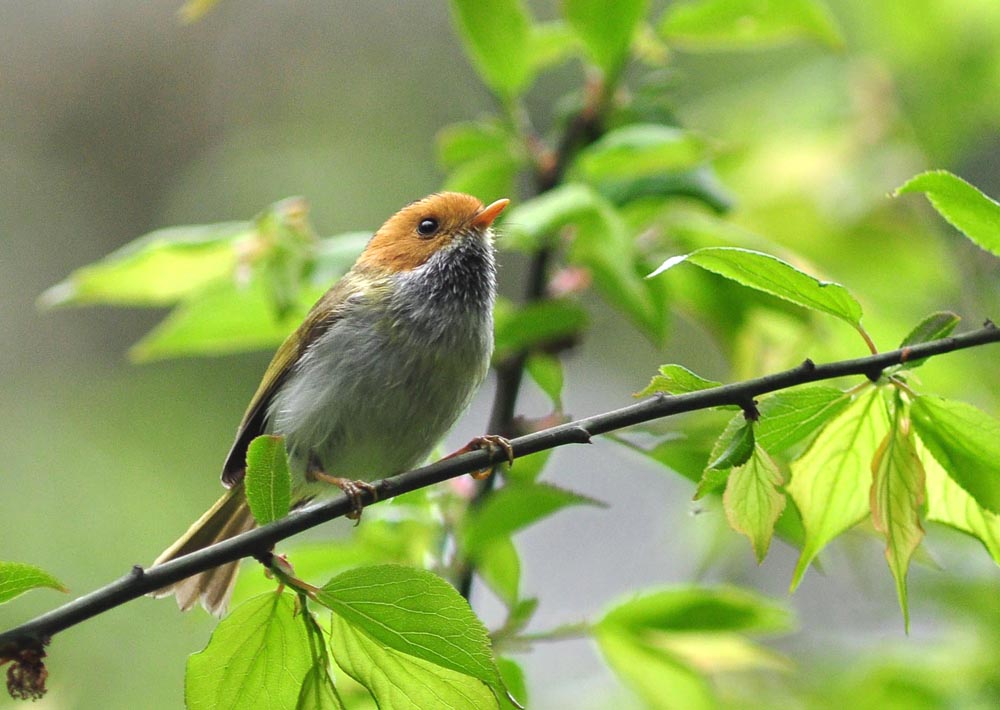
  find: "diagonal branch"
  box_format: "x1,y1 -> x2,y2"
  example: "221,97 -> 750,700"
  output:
1,321 -> 998,658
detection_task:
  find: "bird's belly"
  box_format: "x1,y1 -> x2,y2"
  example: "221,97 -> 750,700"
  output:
265,313 -> 490,490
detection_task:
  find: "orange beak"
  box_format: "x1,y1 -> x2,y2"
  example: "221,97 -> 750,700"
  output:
471,198 -> 510,229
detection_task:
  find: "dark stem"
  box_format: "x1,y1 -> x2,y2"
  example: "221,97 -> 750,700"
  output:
2,321 -> 996,658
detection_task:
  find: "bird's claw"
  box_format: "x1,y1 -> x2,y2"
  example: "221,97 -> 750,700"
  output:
312,472 -> 379,525
446,434 -> 514,480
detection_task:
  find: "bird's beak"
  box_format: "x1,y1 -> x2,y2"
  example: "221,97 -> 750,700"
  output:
471,198 -> 510,229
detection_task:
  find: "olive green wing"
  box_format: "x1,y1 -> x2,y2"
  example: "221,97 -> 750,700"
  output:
220,276 -> 361,486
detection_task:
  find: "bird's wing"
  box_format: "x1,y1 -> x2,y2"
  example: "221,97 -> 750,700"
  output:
220,274 -> 364,486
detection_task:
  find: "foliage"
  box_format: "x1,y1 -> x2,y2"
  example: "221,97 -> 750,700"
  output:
4,0 -> 1000,707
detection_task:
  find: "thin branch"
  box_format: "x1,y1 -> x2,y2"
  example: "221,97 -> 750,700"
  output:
1,321 -> 997,658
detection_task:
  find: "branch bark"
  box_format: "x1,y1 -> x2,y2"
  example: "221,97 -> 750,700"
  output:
1,320 -> 997,658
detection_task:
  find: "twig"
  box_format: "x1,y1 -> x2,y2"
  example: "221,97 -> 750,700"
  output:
1,321 -> 997,657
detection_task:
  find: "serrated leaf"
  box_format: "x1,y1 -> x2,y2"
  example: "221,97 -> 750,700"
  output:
244,435 -> 292,525
895,170 -> 1000,258
636,364 -> 722,397
870,415 -> 925,631
493,298 -> 588,362
910,396 -> 1000,514
896,312 -> 962,371
707,420 -> 755,471
525,353 -> 564,409
755,386 -> 852,453
920,438 -> 1000,566
317,565 -> 501,689
563,0 -> 649,75
651,247 -> 863,327
186,592 -> 312,710
296,662 -> 346,710
0,562 -> 67,605
572,125 -> 707,183
788,388 -> 890,589
39,221 -> 252,308
463,482 -> 605,557
660,0 -> 844,50
329,614 -> 498,710
725,445 -> 786,563
450,0 -> 534,100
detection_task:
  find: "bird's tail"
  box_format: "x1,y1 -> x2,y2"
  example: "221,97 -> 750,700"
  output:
149,482 -> 255,617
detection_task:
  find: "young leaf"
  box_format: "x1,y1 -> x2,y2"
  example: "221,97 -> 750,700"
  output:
317,565 -> 502,689
296,662 -> 346,710
572,124 -> 707,183
328,614 -> 498,710
706,420 -> 755,471
526,21 -> 580,71
39,221 -> 252,308
476,538 -> 522,607
563,0 -> 649,76
650,247 -> 863,328
497,658 -> 528,710
492,298 -> 588,363
0,561 -> 67,605
449,0 -> 534,101
462,482 -> 605,557
787,388 -> 890,589
869,415 -> 925,630
910,396 -> 1000,514
525,353 -> 564,409
659,0 -> 844,51
501,183 -> 596,252
920,439 -> 1000,566
244,435 -> 292,525
754,386 -> 851,453
724,445 -> 787,563
186,592 -> 313,710
437,121 -> 517,169
896,312 -> 961,370
636,364 -> 722,397
895,170 -> 1000,258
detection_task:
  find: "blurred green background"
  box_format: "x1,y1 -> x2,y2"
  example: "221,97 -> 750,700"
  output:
2,1 -> 1000,708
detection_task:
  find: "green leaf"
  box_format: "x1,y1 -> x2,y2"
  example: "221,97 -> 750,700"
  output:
493,298 -> 588,363
186,592 -> 313,710
921,438 -> 1000,566
601,585 -> 794,635
636,364 -> 722,397
651,247 -> 863,327
437,121 -> 516,169
787,388 -> 890,589
869,413 -> 925,630
724,445 -> 787,563
328,614 -> 498,710
910,396 -> 1000,514
463,482 -> 605,557
563,0 -> 649,75
593,166 -> 734,214
707,420 -> 755,471
296,662 -> 346,710
895,170 -> 1000,258
476,538 -> 521,607
317,565 -> 502,689
502,448 -> 552,486
450,0 -> 534,100
526,21 -> 580,71
0,561 -> 67,605
39,221 -> 252,308
497,658 -> 528,710
755,386 -> 852,453
244,435 -> 292,525
900,311 -> 961,349
525,353 -> 564,409
572,125 -> 707,183
501,183 -> 596,252
595,629 -> 715,710
660,0 -> 844,51
129,275 -> 321,361
444,156 -> 522,205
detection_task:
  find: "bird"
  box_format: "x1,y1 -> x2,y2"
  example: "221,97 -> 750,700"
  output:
150,192 -> 509,616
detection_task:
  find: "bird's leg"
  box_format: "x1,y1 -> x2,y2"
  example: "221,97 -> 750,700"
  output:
443,434 -> 515,480
306,456 -> 378,524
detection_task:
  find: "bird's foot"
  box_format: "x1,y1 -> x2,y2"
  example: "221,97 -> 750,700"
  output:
311,472 -> 379,524
445,434 -> 515,480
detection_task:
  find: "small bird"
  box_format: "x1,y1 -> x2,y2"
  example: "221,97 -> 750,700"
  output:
151,192 -> 508,615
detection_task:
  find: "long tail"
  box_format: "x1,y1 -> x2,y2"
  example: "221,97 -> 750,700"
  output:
149,482 -> 255,617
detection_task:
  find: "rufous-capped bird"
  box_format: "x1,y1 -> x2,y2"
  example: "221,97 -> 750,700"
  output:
151,192 -> 509,615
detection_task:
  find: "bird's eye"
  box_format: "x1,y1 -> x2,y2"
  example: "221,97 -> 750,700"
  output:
417,218 -> 439,237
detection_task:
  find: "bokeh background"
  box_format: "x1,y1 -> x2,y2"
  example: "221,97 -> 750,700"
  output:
2,1 -> 1000,708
